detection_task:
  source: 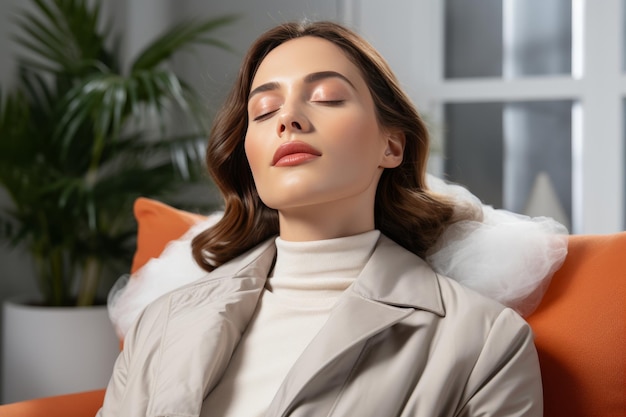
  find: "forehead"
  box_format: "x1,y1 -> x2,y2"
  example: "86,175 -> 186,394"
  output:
251,36 -> 365,89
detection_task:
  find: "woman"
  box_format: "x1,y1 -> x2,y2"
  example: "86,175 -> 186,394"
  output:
98,21 -> 543,416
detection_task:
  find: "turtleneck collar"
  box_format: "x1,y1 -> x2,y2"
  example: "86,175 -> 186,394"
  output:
266,230 -> 381,298
272,230 -> 381,278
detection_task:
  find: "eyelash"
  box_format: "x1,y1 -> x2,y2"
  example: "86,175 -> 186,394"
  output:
253,110 -> 278,122
315,100 -> 344,106
251,100 -> 345,122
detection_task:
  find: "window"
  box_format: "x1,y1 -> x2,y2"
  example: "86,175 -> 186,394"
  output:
345,0 -> 624,233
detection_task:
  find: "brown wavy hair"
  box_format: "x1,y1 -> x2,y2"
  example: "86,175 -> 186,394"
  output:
192,20 -> 476,272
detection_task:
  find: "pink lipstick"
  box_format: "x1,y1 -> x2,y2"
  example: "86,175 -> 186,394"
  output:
272,141 -> 321,167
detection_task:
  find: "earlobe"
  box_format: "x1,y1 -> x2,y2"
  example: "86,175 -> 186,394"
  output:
381,131 -> 405,168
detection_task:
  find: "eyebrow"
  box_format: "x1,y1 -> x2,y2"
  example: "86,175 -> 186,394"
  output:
248,71 -> 356,101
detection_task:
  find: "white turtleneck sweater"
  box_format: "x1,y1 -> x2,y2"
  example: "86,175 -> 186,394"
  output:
200,230 -> 381,417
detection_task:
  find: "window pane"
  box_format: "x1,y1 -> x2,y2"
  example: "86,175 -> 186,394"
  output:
444,101 -> 573,230
444,102 -> 505,205
445,0 -> 503,78
445,0 -> 572,79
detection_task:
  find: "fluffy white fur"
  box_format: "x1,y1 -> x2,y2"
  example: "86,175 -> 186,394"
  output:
108,176 -> 569,339
426,176 -> 568,317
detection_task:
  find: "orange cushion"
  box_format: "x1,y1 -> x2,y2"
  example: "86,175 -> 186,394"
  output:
130,197 -> 206,273
0,389 -> 105,416
527,232 -> 626,417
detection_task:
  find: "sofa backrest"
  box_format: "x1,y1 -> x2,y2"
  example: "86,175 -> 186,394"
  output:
526,232 -> 625,417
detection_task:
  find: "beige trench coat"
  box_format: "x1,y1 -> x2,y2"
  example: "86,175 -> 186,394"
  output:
97,235 -> 542,417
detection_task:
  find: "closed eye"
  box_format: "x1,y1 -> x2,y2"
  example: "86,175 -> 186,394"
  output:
314,100 -> 345,106
252,109 -> 279,121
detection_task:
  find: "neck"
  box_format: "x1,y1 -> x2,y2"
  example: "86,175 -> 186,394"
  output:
278,204 -> 375,241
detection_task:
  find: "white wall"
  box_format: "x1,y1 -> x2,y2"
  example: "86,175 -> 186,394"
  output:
0,1 -> 40,302
169,0 -> 341,112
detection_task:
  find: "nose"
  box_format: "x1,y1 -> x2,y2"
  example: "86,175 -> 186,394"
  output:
276,106 -> 311,136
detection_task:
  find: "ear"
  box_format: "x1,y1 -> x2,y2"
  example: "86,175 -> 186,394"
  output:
380,129 -> 405,168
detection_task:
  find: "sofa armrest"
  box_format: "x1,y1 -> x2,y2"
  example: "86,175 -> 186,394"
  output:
0,389 -> 105,416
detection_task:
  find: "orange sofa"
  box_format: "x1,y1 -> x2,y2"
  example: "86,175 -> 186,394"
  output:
1,198 -> 624,416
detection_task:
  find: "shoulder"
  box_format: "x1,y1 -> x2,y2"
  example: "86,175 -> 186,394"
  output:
437,273 -> 508,318
435,272 -> 532,344
141,236 -> 277,314
125,237 -> 278,344
428,273 -> 536,379
378,235 -> 530,337
367,235 -> 513,320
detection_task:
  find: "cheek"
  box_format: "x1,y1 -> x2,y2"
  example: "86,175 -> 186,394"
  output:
244,130 -> 264,174
330,112 -> 384,157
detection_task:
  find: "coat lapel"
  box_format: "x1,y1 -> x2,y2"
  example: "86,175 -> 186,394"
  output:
148,239 -> 277,417
267,235 -> 446,416
353,235 -> 445,314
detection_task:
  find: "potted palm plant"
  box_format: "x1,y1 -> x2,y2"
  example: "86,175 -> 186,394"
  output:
0,0 -> 236,402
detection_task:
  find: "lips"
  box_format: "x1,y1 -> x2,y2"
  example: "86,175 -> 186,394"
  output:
272,141 -> 322,166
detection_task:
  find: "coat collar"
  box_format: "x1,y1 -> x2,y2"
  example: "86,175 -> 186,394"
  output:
352,235 -> 445,315
219,233 -> 446,315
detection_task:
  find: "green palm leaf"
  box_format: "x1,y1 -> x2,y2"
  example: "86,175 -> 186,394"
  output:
131,15 -> 239,71
14,0 -> 110,76
1,0 -> 235,306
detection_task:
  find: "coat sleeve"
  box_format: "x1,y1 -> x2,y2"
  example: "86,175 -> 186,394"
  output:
95,346 -> 129,417
457,308 -> 543,417
95,300 -> 166,417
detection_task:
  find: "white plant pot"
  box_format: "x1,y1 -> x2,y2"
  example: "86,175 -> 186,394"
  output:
1,297 -> 120,404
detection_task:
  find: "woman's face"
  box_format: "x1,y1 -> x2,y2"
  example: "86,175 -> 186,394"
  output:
245,36 -> 402,240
